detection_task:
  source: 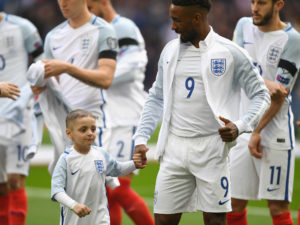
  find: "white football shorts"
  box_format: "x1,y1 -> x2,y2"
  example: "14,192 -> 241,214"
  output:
0,106 -> 33,182
230,134 -> 295,202
154,132 -> 232,214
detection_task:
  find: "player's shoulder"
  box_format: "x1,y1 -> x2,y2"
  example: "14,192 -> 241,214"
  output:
90,14 -> 114,31
236,17 -> 252,28
4,13 -> 38,33
213,31 -> 252,62
45,20 -> 68,39
112,15 -> 137,34
162,38 -> 179,54
285,23 -> 300,43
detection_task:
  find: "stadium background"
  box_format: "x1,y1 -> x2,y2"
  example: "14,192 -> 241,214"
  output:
1,0 -> 300,224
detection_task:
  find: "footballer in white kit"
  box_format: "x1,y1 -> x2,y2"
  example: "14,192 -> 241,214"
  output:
104,15 -> 148,162
0,12 -> 43,225
0,12 -> 43,182
44,14 -> 118,147
230,17 -> 300,202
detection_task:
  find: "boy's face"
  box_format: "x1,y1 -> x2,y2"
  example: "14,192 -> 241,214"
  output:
66,116 -> 97,151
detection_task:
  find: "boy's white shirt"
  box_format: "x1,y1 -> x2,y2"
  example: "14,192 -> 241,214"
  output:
134,28 -> 270,159
51,145 -> 135,225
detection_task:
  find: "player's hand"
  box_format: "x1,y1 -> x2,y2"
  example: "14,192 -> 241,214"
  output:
43,59 -> 69,78
0,82 -> 20,100
296,121 -> 300,127
73,203 -> 91,218
265,80 -> 288,101
218,116 -> 238,142
133,145 -> 149,169
248,131 -> 262,159
31,85 -> 47,95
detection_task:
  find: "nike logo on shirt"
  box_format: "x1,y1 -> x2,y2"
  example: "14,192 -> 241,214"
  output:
71,169 -> 80,175
52,46 -> 61,51
267,187 -> 280,192
243,41 -> 253,45
218,199 -> 230,205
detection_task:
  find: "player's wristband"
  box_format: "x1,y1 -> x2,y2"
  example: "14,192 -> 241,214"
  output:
70,201 -> 78,211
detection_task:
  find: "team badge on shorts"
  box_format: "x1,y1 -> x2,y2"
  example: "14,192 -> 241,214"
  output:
211,58 -> 226,76
107,37 -> 118,50
267,46 -> 282,64
94,160 -> 104,173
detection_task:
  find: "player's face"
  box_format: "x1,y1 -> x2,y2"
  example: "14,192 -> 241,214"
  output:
170,4 -> 198,43
58,0 -> 86,19
251,0 -> 275,26
66,117 -> 97,152
86,0 -> 104,17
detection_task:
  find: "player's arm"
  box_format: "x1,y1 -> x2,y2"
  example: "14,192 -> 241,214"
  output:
249,58 -> 298,158
0,82 -> 20,100
103,150 -> 138,176
54,192 -> 91,217
43,55 -> 116,89
111,44 -> 147,86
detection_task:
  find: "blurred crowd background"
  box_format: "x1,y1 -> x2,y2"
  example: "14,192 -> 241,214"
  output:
2,0 -> 300,128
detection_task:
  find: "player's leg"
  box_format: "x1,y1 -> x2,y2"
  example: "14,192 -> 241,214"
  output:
0,147 -> 9,225
227,135 -> 260,225
191,134 -> 232,225
155,213 -> 182,225
105,126 -> 154,225
258,148 -> 295,225
6,106 -> 32,225
154,133 -> 197,225
268,200 -> 292,225
203,212 -> 226,225
7,174 -> 27,225
227,199 -> 248,225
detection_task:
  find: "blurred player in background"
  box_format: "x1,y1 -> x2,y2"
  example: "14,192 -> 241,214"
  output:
227,0 -> 300,225
31,0 -> 118,174
86,0 -> 154,224
133,0 -> 270,224
0,11 -> 43,225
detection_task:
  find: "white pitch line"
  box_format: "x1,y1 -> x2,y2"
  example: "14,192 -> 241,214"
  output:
26,187 -> 298,219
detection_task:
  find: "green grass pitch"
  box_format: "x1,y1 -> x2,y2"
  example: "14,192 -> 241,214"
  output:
26,159 -> 300,225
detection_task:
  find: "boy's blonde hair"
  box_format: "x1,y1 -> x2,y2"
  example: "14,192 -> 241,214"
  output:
66,109 -> 96,129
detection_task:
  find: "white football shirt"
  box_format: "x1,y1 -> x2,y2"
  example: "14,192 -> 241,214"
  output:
170,42 -> 219,137
0,12 -> 42,108
104,15 -> 148,127
44,14 -> 118,127
233,17 -> 300,150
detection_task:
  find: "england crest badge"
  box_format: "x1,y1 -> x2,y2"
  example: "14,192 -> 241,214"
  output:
94,160 -> 104,174
267,46 -> 282,64
211,58 -> 226,76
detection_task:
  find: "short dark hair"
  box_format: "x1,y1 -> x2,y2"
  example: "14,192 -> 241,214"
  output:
172,0 -> 211,11
66,109 -> 96,129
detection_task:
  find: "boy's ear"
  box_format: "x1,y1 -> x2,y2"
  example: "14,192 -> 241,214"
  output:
66,128 -> 72,139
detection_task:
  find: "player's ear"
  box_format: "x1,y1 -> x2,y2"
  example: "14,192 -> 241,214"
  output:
66,128 -> 72,139
275,0 -> 284,11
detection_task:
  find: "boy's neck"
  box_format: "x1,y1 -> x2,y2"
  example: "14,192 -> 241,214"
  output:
74,145 -> 91,154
